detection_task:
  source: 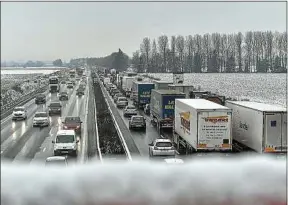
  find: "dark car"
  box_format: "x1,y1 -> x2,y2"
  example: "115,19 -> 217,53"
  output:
76,88 -> 85,96
48,102 -> 62,116
59,92 -> 68,101
62,116 -> 82,134
35,94 -> 46,104
129,115 -> 146,131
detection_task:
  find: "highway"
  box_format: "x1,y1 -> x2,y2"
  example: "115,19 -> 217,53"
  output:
1,78 -> 92,166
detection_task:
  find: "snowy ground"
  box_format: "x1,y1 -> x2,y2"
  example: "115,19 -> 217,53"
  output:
1,74 -> 47,107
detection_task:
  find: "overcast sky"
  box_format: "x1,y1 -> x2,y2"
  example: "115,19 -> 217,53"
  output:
1,1 -> 286,62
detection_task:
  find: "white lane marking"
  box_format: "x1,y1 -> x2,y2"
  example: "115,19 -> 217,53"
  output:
1,151 -> 3,154
43,147 -> 46,152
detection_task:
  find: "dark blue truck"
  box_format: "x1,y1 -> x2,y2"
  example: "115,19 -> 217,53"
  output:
132,82 -> 155,109
150,89 -> 185,130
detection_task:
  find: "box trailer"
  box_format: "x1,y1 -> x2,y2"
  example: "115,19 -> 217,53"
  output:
168,84 -> 194,98
152,80 -> 173,90
150,90 -> 186,130
225,101 -> 287,154
122,76 -> 134,97
132,82 -> 155,109
103,77 -> 110,85
174,99 -> 233,153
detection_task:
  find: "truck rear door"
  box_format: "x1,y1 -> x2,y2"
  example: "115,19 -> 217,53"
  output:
281,113 -> 287,152
264,112 -> 286,153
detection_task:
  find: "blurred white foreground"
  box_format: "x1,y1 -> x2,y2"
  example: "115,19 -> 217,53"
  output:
1,156 -> 287,205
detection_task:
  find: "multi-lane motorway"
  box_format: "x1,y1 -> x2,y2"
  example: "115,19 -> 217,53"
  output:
1,78 -> 92,165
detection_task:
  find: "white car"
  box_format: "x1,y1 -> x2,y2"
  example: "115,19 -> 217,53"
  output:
164,158 -> 184,164
116,97 -> 128,108
12,106 -> 27,121
45,156 -> 68,166
52,130 -> 79,157
123,105 -> 137,117
33,112 -> 50,127
149,139 -> 176,157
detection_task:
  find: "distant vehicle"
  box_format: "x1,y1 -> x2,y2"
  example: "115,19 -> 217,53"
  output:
149,139 -> 176,157
48,102 -> 62,116
49,76 -> 59,84
71,80 -> 76,85
110,89 -> 120,97
132,82 -> 155,109
62,116 -> 82,134
12,106 -> 27,121
144,104 -> 150,115
164,158 -> 184,164
49,84 -> 60,93
33,112 -> 49,127
45,156 -> 68,166
76,77 -> 81,81
76,88 -> 85,96
129,115 -> 146,131
52,130 -> 79,156
116,97 -> 128,108
35,94 -> 46,104
114,93 -> 124,103
123,105 -> 137,118
61,81 -> 66,84
59,92 -> 68,101
67,82 -> 73,89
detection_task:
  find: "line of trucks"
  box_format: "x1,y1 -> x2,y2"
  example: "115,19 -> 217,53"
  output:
99,69 -> 287,155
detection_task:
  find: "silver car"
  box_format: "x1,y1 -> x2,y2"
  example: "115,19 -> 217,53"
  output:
116,97 -> 128,108
123,105 -> 137,118
45,156 -> 68,166
149,139 -> 176,157
33,112 -> 50,127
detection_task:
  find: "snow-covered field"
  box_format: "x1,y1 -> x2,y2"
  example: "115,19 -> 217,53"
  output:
1,157 -> 286,205
146,73 -> 287,107
1,74 -> 47,107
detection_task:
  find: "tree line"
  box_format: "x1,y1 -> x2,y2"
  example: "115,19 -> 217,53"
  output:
132,31 -> 287,73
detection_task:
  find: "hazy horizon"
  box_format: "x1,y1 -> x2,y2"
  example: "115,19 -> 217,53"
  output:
1,1 -> 286,62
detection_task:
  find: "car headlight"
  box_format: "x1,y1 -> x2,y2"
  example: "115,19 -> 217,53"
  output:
76,126 -> 80,129
64,126 -> 68,129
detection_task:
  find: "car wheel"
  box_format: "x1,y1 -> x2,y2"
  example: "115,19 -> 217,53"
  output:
73,151 -> 77,157
54,151 -> 58,156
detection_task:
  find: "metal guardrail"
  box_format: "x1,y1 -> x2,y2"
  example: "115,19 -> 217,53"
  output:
1,84 -> 48,120
95,74 -> 132,161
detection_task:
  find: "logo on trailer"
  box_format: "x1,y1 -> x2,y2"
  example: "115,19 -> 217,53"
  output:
203,116 -> 228,124
180,112 -> 190,132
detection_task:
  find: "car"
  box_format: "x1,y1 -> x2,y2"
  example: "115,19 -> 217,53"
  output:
76,88 -> 85,96
123,105 -> 137,118
12,106 -> 27,120
52,130 -> 79,156
33,112 -> 50,127
164,158 -> 184,164
114,93 -> 124,103
62,116 -> 82,134
111,90 -> 120,98
61,81 -> 66,84
45,156 -> 68,166
71,80 -> 76,85
58,92 -> 69,101
144,104 -> 150,115
148,139 -> 176,157
76,77 -> 81,81
116,97 -> 128,108
129,115 -> 146,130
48,102 -> 62,116
35,94 -> 46,104
67,82 -> 73,89
109,87 -> 117,95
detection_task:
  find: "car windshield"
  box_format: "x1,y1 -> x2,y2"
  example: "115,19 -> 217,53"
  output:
45,160 -> 66,166
60,92 -> 67,95
156,142 -> 173,147
65,117 -> 80,123
132,117 -> 144,122
14,108 -> 24,112
127,106 -> 135,110
50,103 -> 61,107
56,135 -> 74,143
118,98 -> 127,101
34,113 -> 48,118
37,95 -> 45,98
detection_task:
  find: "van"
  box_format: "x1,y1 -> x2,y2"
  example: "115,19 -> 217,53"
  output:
52,130 -> 79,156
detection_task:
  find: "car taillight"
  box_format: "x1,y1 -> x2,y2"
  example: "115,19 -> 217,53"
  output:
154,146 -> 158,150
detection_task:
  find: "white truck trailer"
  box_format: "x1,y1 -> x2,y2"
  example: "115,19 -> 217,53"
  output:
225,101 -> 287,154
174,99 -> 233,154
168,84 -> 194,98
103,77 -> 110,85
122,76 -> 134,97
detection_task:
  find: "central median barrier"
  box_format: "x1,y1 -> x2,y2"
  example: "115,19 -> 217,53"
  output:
91,71 -> 130,161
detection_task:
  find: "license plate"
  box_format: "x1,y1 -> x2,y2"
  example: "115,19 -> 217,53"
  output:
136,125 -> 142,127
62,151 -> 69,153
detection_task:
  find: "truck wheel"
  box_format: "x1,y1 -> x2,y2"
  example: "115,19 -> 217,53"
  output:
54,151 -> 58,156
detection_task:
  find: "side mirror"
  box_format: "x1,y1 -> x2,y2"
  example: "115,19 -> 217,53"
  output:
76,140 -> 79,143
80,121 -> 83,123
52,140 -> 55,143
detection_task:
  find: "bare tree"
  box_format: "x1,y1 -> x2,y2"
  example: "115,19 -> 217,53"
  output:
185,35 -> 194,72
158,35 -> 169,72
235,32 -> 243,72
170,36 -> 177,72
141,37 -> 151,72
244,31 -> 253,72
176,35 -> 185,72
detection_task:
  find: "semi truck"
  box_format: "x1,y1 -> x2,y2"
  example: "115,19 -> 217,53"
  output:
122,76 -> 134,97
76,68 -> 84,76
49,84 -> 60,93
189,91 -> 226,106
131,82 -> 155,109
168,84 -> 194,98
152,80 -> 173,90
173,99 -> 233,154
150,90 -> 186,131
225,101 -> 287,154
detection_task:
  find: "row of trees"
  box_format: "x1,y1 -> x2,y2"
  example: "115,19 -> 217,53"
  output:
70,49 -> 129,72
53,59 -> 63,67
132,31 -> 287,73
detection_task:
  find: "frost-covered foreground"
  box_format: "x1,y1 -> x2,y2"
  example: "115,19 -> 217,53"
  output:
1,157 -> 286,205
146,73 -> 287,107
1,74 -> 46,107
